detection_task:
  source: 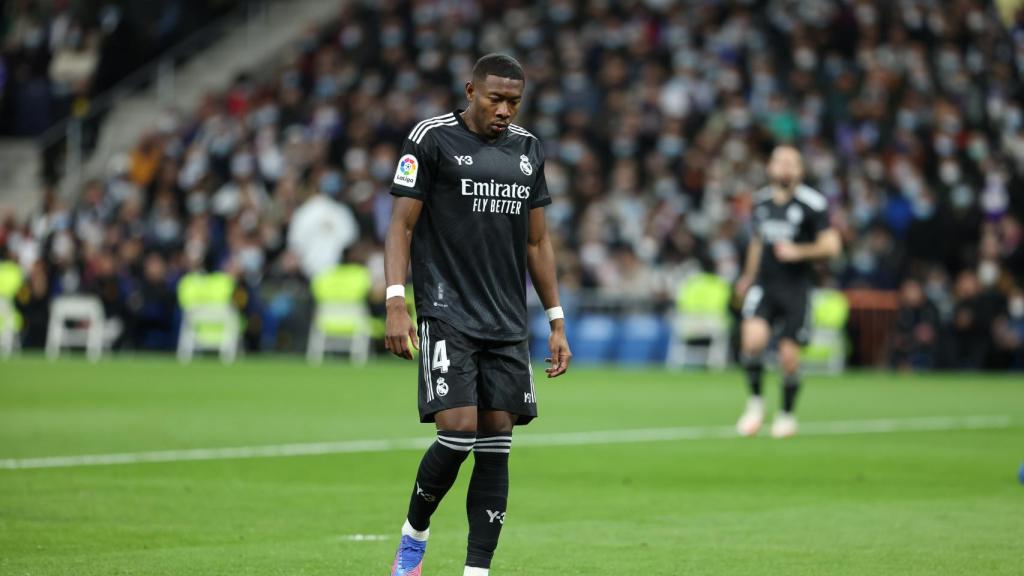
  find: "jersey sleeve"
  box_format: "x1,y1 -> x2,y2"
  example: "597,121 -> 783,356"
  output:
529,143 -> 552,209
809,203 -> 830,234
749,202 -> 763,238
390,132 -> 436,200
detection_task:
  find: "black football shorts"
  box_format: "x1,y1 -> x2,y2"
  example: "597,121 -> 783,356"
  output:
741,284 -> 812,345
416,317 -> 538,425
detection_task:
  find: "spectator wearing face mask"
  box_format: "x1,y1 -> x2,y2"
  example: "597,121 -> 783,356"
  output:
3,0 -> 1023,369
286,166 -> 358,279
890,278 -> 941,371
123,252 -> 177,350
14,261 -> 51,349
1001,287 -> 1024,369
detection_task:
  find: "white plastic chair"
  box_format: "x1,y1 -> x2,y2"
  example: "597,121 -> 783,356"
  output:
802,289 -> 850,375
176,272 -> 241,364
667,273 -> 732,370
0,298 -> 20,359
306,265 -> 372,365
46,295 -> 108,362
0,261 -> 23,359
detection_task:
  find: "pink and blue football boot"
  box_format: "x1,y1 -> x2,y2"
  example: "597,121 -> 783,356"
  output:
390,535 -> 426,575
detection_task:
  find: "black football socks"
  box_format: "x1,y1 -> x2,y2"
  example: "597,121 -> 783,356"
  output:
465,433 -> 512,569
742,354 -> 764,397
406,430 -> 476,531
782,373 -> 801,414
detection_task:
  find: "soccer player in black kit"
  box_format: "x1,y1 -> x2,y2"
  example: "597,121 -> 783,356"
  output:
384,54 -> 571,576
734,146 -> 841,438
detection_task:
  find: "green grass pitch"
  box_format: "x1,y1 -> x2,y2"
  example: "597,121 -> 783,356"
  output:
1,356 -> 1022,575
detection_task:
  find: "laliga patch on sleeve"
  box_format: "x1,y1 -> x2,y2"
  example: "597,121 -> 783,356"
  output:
393,154 -> 418,187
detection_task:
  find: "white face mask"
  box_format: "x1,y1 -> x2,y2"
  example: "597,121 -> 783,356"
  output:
978,261 -> 999,287
939,161 -> 961,185
239,247 -> 264,275
1010,297 -> 1024,318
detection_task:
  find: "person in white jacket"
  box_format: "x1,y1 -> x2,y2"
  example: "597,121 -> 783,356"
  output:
286,168 -> 358,279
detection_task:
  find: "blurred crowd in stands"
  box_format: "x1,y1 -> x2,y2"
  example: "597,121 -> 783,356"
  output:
1,0 -> 1023,369
1,0 -> 243,136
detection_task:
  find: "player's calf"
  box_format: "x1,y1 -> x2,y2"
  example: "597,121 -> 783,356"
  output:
392,430 -> 476,575
465,432 -> 512,574
741,352 -> 765,398
773,372 -> 801,439
736,352 -> 766,436
407,430 -> 476,530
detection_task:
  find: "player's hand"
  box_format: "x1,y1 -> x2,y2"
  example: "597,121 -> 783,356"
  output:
774,242 -> 802,262
733,275 -> 753,307
545,324 -> 571,378
384,299 -> 419,360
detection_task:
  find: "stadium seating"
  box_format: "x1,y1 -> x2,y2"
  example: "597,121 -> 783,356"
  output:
176,272 -> 241,364
2,1 -> 1020,371
45,294 -> 112,362
0,261 -> 23,358
802,289 -> 851,375
529,311 -> 553,361
307,265 -> 372,365
667,274 -> 732,370
571,314 -> 618,364
616,314 -> 671,365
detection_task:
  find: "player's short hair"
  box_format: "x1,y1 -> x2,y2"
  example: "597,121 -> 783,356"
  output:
472,53 -> 525,83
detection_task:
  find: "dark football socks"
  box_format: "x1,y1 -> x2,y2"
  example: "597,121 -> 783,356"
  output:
782,373 -> 801,413
406,430 -> 476,531
742,354 -> 764,397
465,433 -> 512,569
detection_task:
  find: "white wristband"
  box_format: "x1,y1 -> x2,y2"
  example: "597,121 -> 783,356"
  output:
545,306 -> 564,322
386,284 -> 406,301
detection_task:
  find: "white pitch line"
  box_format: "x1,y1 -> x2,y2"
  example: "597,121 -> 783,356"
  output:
0,415 -> 1013,471
337,534 -> 389,542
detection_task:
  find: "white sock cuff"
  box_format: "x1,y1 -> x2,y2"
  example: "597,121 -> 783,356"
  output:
464,567 -> 489,576
473,433 -> 512,454
402,519 -> 429,542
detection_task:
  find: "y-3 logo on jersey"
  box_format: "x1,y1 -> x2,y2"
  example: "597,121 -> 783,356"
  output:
454,155 -> 473,165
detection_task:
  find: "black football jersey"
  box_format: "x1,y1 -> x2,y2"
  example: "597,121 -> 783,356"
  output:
751,184 -> 831,288
390,111 -> 551,342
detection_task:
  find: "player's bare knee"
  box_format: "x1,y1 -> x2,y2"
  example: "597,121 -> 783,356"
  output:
741,322 -> 769,356
478,410 -> 517,435
435,407 -> 479,433
779,343 -> 801,375
742,340 -> 767,358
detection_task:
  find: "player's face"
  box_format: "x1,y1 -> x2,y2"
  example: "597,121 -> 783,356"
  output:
466,74 -> 524,139
768,147 -> 804,190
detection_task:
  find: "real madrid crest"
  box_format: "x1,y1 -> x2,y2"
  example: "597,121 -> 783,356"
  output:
519,154 -> 533,176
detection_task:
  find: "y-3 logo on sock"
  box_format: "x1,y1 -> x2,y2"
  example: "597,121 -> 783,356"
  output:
486,510 -> 505,525
416,482 -> 437,503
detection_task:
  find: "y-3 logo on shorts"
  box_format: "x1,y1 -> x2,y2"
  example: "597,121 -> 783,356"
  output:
486,510 -> 505,524
524,392 -> 535,404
